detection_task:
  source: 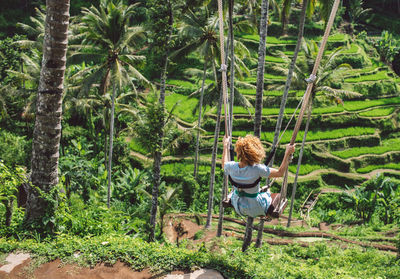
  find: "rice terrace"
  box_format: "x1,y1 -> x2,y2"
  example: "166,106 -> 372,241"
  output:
0,0 -> 399,278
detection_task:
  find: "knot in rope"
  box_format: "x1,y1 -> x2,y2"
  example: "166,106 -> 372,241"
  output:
305,74 -> 317,83
219,64 -> 228,72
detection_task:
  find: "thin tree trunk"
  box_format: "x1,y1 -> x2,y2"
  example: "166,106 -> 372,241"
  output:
4,201 -> 13,227
107,83 -> 116,208
104,123 -> 108,171
149,0 -> 173,242
287,99 -> 312,227
269,0 -> 308,166
244,0 -> 269,252
206,62 -> 223,229
26,0 -> 70,224
193,58 -> 208,179
253,0 -> 269,138
217,0 -> 235,237
256,0 -> 308,247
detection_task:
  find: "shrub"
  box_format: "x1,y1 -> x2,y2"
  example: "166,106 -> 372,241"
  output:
303,22 -> 324,36
0,129 -> 31,167
59,140 -> 106,202
0,161 -> 25,229
334,54 -> 367,69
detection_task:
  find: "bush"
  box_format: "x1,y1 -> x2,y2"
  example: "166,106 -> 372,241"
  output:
303,22 -> 324,36
334,54 -> 367,69
267,22 -> 283,37
59,140 -> 106,202
0,129 -> 31,167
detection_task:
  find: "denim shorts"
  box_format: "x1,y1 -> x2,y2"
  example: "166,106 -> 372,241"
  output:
230,190 -> 272,217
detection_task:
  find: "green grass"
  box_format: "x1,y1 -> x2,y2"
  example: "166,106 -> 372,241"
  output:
357,163 -> 400,173
341,44 -> 359,54
229,106 -> 297,116
165,92 -> 199,123
210,127 -> 376,144
241,34 -> 296,45
264,73 -> 286,80
265,55 -> 285,63
327,33 -> 348,42
162,162 -> 210,174
343,66 -> 381,77
166,79 -> 197,89
261,127 -> 376,144
343,97 -> 400,111
358,107 -> 395,117
312,106 -> 344,114
211,98 -> 397,116
129,137 -> 148,155
289,164 -> 322,175
344,71 -> 390,82
238,88 -> 257,95
331,138 -> 400,159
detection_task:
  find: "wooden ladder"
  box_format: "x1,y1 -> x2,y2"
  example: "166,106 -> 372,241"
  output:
300,190 -> 321,220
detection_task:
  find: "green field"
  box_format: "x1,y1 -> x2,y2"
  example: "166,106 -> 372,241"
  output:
207,127 -> 376,144
343,96 -> 400,111
165,92 -> 200,123
332,138 -> 400,159
344,71 -> 390,82
358,107 -> 395,117
288,164 -> 322,175
357,163 -> 400,173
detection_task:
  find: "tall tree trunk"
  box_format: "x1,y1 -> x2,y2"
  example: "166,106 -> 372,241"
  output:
217,0 -> 235,237
107,83 -> 116,208
149,0 -> 173,242
256,0 -> 308,247
193,57 -> 208,179
206,62 -> 223,229
25,0 -> 70,224
253,0 -> 269,138
287,99 -> 312,227
243,0 -> 269,252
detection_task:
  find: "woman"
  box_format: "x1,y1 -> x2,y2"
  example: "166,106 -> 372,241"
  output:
222,135 -> 295,217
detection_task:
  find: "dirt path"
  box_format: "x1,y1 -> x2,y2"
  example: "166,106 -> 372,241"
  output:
0,258 -> 224,279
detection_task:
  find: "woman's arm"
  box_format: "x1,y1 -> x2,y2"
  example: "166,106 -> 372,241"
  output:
269,144 -> 295,178
221,135 -> 231,169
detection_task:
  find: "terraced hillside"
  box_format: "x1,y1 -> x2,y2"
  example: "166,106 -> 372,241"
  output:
131,31 -> 400,203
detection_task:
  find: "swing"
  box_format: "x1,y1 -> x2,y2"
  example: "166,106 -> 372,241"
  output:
217,0 -> 341,219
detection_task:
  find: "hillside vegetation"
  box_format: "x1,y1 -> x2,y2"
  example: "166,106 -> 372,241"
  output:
0,0 -> 399,278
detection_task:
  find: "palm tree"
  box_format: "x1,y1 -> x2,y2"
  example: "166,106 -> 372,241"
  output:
147,0 -> 174,242
25,0 -> 70,224
272,41 -> 362,225
73,0 -> 150,208
15,7 -> 46,51
172,7 -> 220,180
172,6 -> 252,180
255,0 -> 309,249
242,0 -> 270,253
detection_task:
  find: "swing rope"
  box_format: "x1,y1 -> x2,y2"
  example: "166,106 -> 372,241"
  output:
274,0 -> 341,215
217,0 -> 232,204
217,0 -> 230,139
217,0 -> 341,218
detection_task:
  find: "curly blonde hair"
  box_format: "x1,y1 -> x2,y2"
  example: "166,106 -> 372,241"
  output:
235,135 -> 265,165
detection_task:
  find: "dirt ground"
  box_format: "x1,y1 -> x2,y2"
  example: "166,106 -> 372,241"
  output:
0,259 -> 154,279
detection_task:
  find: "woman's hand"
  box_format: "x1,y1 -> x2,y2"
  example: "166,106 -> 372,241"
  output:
223,135 -> 231,147
285,144 -> 295,155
